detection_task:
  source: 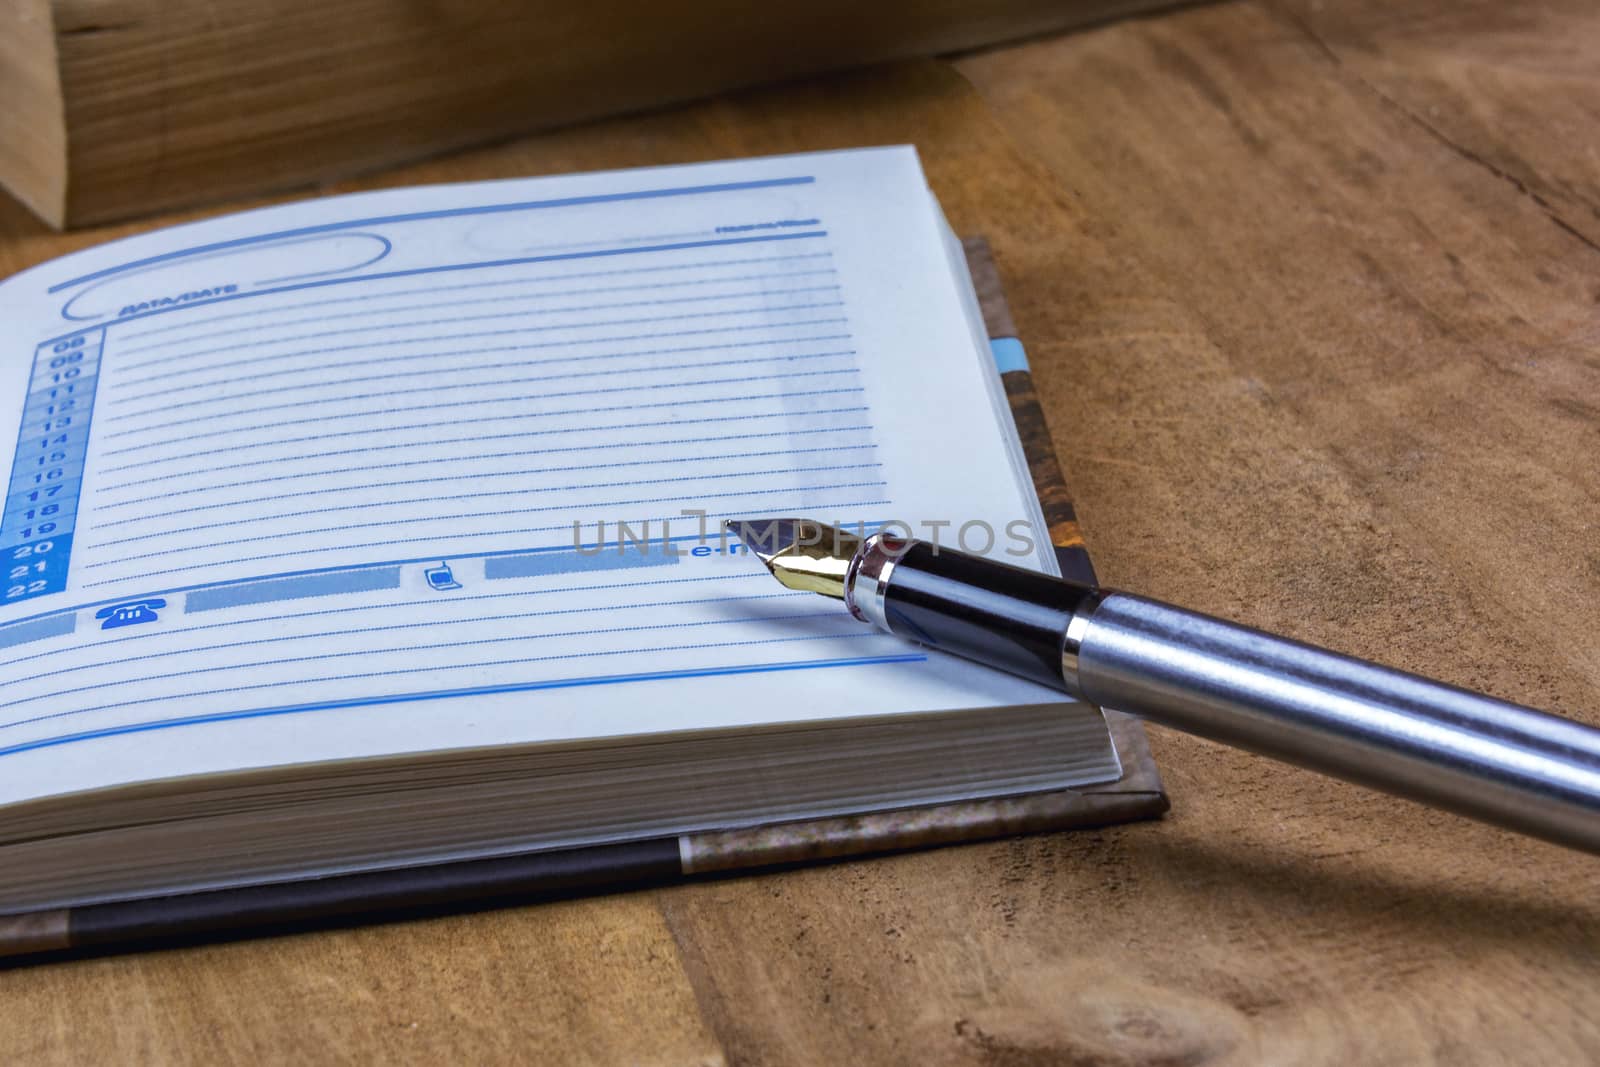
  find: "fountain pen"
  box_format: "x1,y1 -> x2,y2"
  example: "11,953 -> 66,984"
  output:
726,518 -> 1600,854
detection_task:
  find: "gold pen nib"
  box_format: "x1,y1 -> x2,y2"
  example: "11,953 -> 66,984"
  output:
724,518 -> 863,599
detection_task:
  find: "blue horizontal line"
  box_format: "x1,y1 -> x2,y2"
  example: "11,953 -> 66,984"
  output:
93,441 -> 875,528
0,652 -> 925,760
1,521 -> 891,683
40,231 -> 829,345
117,252 -> 835,343
138,267 -> 838,353
108,315 -> 852,419
4,591 -> 802,691
100,303 -> 851,425
3,629 -> 876,727
114,302 -> 844,382
0,573 -> 743,674
116,273 -> 838,382
97,384 -> 867,455
96,402 -> 870,481
46,175 -> 816,294
112,325 -> 853,402
104,364 -> 860,438
115,279 -> 841,367
2,506 -> 888,630
84,476 -> 886,566
110,346 -> 856,423
112,284 -> 841,374
94,424 -> 874,514
0,549 -> 638,636
84,458 -> 878,547
0,612 -> 849,718
82,494 -> 892,586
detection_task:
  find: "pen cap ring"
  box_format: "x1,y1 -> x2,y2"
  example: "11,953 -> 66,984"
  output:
846,533 -> 907,629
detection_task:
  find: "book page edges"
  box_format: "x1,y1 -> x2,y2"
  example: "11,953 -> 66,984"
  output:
681,712 -> 1165,873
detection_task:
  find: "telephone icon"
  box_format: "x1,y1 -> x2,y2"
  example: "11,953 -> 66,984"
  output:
95,598 -> 168,630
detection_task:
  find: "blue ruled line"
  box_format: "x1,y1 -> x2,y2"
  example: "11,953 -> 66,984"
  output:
40,231 -> 829,345
0,574 -> 755,673
83,478 -> 886,569
104,336 -> 857,436
113,303 -> 847,381
93,426 -> 874,515
3,592 -> 813,695
47,175 -> 817,295
93,444 -> 876,531
0,506 -> 882,627
0,613 -> 852,719
109,347 -> 857,423
86,460 -> 881,549
111,283 -> 842,368
95,394 -> 866,474
116,252 -> 835,343
0,653 -> 925,760
121,267 -> 838,354
119,329 -> 855,399
96,384 -> 868,456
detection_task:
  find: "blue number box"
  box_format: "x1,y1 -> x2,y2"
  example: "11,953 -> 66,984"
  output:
2,329 -> 103,604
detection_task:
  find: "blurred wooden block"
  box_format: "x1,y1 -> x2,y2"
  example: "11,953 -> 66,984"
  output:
1,0 -> 1183,228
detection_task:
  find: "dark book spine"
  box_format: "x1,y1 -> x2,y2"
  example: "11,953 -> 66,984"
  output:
2,839 -> 683,962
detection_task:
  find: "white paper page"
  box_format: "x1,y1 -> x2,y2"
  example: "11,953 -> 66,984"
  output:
0,147 -> 1080,806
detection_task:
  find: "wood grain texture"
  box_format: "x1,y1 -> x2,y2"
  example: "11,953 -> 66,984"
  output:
10,0 -> 1185,227
1,0 -> 1599,1060
2,896 -> 722,1065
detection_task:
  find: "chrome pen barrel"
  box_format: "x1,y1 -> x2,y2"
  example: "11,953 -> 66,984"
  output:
1073,594 -> 1600,853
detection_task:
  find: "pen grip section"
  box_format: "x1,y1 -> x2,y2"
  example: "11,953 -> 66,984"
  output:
880,542 -> 1097,691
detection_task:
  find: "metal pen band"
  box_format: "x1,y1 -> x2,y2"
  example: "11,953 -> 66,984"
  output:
845,532 -> 900,632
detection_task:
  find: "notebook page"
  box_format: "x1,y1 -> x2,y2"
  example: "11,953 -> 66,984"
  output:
0,147 -> 1092,806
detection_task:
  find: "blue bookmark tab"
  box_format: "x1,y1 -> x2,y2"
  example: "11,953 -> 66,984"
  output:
989,336 -> 1029,374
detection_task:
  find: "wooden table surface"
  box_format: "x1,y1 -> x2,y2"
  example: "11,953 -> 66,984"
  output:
3,1 -> 1597,1062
